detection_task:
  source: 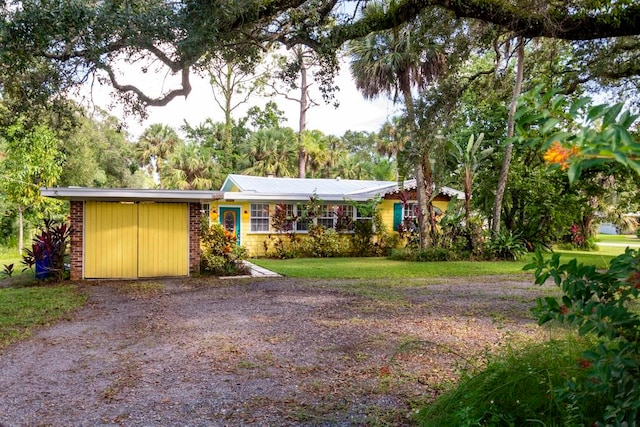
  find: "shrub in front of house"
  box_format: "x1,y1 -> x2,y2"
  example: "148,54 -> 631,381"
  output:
22,219 -> 71,281
200,220 -> 248,276
299,226 -> 349,258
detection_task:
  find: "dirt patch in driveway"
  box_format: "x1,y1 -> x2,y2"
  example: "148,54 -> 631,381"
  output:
0,275 -> 554,426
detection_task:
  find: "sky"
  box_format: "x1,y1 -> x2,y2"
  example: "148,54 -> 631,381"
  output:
79,59 -> 400,141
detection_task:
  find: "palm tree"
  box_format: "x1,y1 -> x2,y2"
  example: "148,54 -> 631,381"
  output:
348,1 -> 446,248
161,143 -> 219,190
243,128 -> 297,177
376,118 -> 409,180
448,133 -> 493,227
136,124 -> 180,187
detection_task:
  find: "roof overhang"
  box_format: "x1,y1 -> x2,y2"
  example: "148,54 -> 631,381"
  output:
41,187 -> 223,203
222,192 -> 373,202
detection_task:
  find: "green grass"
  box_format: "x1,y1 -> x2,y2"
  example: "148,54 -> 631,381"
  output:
251,257 -> 531,279
0,285 -> 86,349
0,245 -> 36,285
0,246 -> 21,270
595,233 -> 639,244
251,251 -> 618,279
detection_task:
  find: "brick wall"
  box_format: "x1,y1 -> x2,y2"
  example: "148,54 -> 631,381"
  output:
69,201 -> 84,280
189,202 -> 202,276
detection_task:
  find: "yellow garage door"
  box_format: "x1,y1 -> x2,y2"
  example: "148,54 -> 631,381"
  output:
138,203 -> 188,277
84,202 -> 188,279
85,202 -> 138,278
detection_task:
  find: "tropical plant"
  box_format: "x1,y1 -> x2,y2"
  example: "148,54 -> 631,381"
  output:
161,142 -> 219,190
136,124 -> 181,186
265,203 -> 299,258
200,219 -> 248,276
348,0 -> 447,249
448,133 -> 493,227
22,219 -> 71,281
2,263 -> 14,278
242,127 -> 297,177
485,230 -> 527,260
522,94 -> 640,425
0,120 -> 63,254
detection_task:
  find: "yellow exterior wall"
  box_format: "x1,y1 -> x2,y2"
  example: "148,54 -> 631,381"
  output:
212,201 -> 265,255
379,199 -> 396,233
85,201 -> 138,278
434,200 -> 449,215
211,198 -> 453,257
84,201 -> 188,278
138,203 -> 188,277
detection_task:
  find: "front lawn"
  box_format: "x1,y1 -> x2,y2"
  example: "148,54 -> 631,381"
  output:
251,251 -> 616,279
596,233 -> 639,244
0,285 -> 86,349
251,247 -> 624,279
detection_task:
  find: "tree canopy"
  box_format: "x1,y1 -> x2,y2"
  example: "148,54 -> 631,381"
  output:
2,0 -> 639,111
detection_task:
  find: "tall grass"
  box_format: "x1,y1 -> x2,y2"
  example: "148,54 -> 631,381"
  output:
417,336 -> 597,426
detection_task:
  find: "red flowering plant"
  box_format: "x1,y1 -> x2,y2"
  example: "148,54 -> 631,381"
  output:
265,202 -> 299,258
521,89 -> 640,425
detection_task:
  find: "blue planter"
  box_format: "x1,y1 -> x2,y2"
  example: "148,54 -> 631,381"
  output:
35,250 -> 51,280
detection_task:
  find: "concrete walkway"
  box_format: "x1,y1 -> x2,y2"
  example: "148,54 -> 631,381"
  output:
243,261 -> 282,277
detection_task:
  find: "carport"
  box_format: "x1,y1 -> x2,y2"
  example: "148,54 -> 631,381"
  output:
41,188 -> 222,279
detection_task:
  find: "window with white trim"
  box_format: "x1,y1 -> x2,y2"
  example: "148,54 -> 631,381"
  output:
404,202 -> 418,220
318,204 -> 335,228
250,203 -> 270,232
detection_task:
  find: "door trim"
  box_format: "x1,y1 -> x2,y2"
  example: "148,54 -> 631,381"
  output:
219,206 -> 241,245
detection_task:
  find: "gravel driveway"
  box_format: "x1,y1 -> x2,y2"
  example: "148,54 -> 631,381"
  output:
0,275 -> 551,426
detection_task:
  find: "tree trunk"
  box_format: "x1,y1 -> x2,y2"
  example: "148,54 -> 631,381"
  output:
492,37 -> 525,234
18,206 -> 24,255
298,58 -> 308,178
223,63 -> 234,171
464,167 -> 472,226
401,87 -> 431,249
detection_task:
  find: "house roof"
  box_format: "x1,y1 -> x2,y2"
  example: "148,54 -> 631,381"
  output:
40,187 -> 223,203
386,179 -> 465,200
220,174 -> 464,201
221,174 -> 399,201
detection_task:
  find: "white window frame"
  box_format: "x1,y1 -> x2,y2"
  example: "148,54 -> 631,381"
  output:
403,202 -> 418,221
250,203 -> 270,232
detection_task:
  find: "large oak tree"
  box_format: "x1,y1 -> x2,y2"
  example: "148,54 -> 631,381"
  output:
1,1 -> 639,111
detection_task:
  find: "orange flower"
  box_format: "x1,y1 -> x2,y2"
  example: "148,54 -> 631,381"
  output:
543,141 -> 579,170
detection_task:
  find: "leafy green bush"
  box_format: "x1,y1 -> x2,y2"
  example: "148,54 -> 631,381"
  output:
299,226 -> 348,257
418,337 -> 596,426
525,248 -> 640,425
200,220 -> 248,276
351,219 -> 375,256
485,231 -> 527,260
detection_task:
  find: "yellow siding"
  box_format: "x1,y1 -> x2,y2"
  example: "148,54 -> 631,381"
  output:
85,201 -> 138,279
379,199 -> 396,233
433,200 -> 449,214
210,198 -> 453,257
138,203 -> 188,277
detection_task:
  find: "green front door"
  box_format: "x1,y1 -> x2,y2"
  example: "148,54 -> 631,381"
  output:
220,207 -> 241,244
